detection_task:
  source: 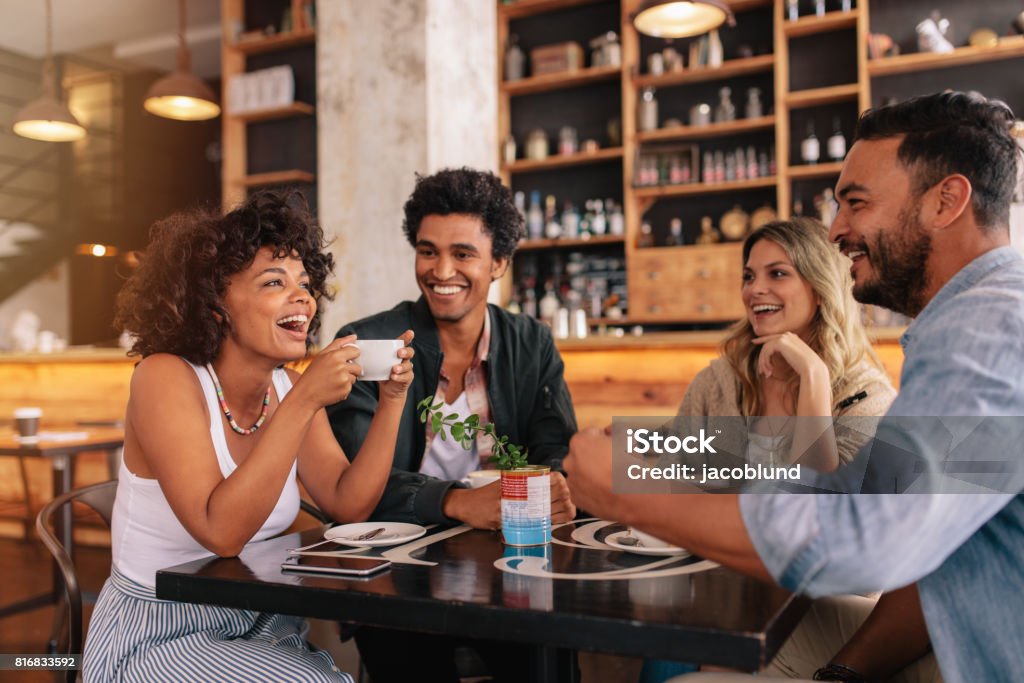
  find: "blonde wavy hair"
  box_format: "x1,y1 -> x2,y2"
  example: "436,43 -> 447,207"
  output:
723,217 -> 881,416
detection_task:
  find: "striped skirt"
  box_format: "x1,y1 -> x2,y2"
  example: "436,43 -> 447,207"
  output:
83,567 -> 353,683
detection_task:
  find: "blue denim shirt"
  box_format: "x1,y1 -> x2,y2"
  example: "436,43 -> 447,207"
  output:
741,247 -> 1024,682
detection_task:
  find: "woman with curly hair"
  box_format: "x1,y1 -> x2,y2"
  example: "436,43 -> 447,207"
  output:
82,191 -> 413,683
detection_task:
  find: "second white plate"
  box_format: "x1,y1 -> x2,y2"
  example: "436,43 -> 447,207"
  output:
325,522 -> 427,547
605,530 -> 690,557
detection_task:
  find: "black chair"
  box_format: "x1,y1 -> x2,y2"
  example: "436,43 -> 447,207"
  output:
35,481 -> 329,683
36,480 -> 117,683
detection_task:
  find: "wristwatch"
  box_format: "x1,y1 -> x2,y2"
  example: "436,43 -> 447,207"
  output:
812,663 -> 867,682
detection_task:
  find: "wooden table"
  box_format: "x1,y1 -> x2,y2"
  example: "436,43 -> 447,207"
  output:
158,521 -> 808,679
0,428 -> 124,634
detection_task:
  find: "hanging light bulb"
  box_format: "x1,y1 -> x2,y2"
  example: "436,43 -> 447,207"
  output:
13,0 -> 86,142
143,0 -> 220,121
632,0 -> 735,39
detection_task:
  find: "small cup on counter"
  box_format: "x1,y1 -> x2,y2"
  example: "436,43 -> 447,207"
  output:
14,407 -> 42,444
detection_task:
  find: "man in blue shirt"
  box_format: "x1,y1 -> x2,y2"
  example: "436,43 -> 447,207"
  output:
564,91 -> 1024,682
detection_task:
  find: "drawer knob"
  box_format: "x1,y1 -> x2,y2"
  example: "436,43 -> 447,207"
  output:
698,303 -> 712,314
648,304 -> 662,313
647,271 -> 661,280
697,268 -> 711,279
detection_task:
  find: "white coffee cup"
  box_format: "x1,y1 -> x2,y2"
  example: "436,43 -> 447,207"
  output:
14,407 -> 42,442
346,339 -> 404,381
461,470 -> 501,488
630,527 -> 672,549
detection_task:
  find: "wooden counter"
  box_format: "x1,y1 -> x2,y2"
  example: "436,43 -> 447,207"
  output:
558,329 -> 905,428
0,334 -> 905,536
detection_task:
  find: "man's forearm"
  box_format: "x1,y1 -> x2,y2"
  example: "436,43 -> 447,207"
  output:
622,493 -> 773,583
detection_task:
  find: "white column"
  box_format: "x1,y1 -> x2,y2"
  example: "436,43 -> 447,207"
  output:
317,0 -> 497,341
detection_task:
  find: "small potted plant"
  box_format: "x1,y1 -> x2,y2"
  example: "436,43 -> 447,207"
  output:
418,397 -> 551,545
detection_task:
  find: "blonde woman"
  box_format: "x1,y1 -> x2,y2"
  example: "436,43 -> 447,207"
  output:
678,217 -> 895,468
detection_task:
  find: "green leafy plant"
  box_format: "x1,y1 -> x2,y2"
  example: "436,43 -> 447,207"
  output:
417,395 -> 528,470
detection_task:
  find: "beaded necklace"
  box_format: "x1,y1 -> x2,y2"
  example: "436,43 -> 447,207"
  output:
205,363 -> 270,435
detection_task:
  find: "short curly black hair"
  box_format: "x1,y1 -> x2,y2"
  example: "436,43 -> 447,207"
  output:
115,190 -> 334,365
401,167 -> 524,260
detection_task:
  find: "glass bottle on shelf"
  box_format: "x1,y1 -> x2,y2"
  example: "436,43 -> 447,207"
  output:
522,279 -> 538,318
502,134 -> 517,165
666,218 -> 684,246
769,144 -> 777,175
608,200 -> 625,236
735,147 -> 747,180
638,87 -> 659,132
745,87 -> 763,119
841,0 -> 852,11
526,129 -> 548,160
505,34 -> 525,81
591,199 -> 607,236
696,216 -> 721,245
539,280 -> 560,326
725,151 -> 737,181
544,194 -> 562,239
702,151 -> 714,184
787,0 -> 799,21
714,86 -> 736,123
514,191 -> 526,222
638,220 -> 656,248
814,0 -> 826,17
713,150 -> 726,182
747,145 -> 759,178
506,292 -> 521,315
558,126 -> 578,156
526,191 -> 544,240
707,29 -> 723,68
827,117 -> 846,161
561,201 -> 579,239
801,120 -> 820,165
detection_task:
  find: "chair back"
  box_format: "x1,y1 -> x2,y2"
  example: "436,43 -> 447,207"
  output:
35,480 -> 118,683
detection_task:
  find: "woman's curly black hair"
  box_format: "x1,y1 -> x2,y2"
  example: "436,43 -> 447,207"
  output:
115,191 -> 334,365
401,167 -> 524,259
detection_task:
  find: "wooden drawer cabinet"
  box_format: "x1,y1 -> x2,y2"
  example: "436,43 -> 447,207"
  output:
629,244 -> 744,322
631,243 -> 743,285
631,278 -> 744,322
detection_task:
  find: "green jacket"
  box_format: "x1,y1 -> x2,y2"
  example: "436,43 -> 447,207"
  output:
326,297 -> 578,525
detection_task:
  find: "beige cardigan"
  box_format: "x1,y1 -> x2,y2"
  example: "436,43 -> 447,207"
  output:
674,357 -> 896,465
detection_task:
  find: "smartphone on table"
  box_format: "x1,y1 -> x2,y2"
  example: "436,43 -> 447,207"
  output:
281,555 -> 392,578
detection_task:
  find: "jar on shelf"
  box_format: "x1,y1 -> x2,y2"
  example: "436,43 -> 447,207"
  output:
502,134 -> 517,165
505,34 -> 525,81
638,87 -> 659,132
714,86 -> 736,123
745,88 -> 763,119
525,129 -> 549,161
558,126 -> 578,156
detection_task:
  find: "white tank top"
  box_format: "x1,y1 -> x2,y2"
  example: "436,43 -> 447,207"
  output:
111,360 -> 300,589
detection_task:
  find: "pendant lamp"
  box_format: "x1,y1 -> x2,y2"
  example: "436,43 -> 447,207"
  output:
632,0 -> 736,39
12,0 -> 86,142
143,0 -> 220,121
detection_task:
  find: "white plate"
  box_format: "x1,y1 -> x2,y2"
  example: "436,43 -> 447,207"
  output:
324,522 -> 426,547
605,530 -> 690,557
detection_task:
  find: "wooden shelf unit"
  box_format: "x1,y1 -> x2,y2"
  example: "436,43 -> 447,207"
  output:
785,83 -> 860,109
633,54 -> 775,89
517,234 -> 625,251
240,170 -> 316,187
782,9 -> 859,39
230,102 -> 315,123
231,27 -> 316,55
867,36 -> 1024,77
502,64 -> 622,97
504,147 -> 623,173
635,116 -> 775,143
787,162 -> 844,179
633,177 -> 777,199
497,0 -> 1024,326
221,0 -> 317,209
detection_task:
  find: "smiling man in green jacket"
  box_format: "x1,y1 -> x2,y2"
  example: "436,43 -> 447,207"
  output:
326,167 -> 578,682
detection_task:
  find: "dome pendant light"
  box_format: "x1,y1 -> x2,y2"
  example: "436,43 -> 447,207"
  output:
13,0 -> 86,142
632,0 -> 736,39
143,0 -> 220,121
